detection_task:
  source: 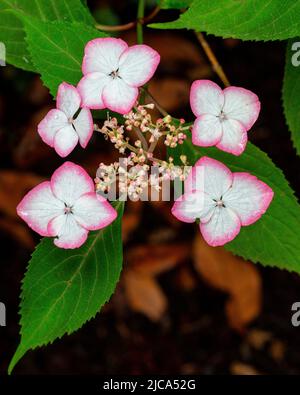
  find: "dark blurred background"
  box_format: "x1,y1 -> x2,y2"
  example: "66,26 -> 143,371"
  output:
1,0 -> 300,374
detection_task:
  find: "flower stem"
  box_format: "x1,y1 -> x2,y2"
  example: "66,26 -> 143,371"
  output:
195,32 -> 230,87
133,126 -> 149,150
148,138 -> 159,153
137,0 -> 145,45
94,6 -> 160,33
141,87 -> 169,117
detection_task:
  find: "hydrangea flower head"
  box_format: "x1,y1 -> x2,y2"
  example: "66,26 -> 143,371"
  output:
172,156 -> 273,246
38,82 -> 93,157
190,80 -> 261,155
17,162 -> 117,249
77,37 -> 160,114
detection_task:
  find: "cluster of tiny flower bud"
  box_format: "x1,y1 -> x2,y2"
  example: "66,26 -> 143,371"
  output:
153,156 -> 189,182
119,162 -> 150,200
95,156 -> 150,200
124,103 -> 155,132
94,118 -> 128,154
94,162 -> 119,193
95,155 -> 189,200
163,117 -> 187,148
94,104 -> 191,199
124,105 -> 188,147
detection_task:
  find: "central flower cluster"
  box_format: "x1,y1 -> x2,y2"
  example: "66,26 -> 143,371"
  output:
17,37 -> 273,249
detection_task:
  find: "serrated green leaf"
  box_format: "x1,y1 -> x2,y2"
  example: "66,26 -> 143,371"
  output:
283,39 -> 300,155
0,0 -> 95,71
17,16 -> 106,96
8,201 -> 124,374
159,0 -> 191,9
169,137 -> 300,271
151,0 -> 300,41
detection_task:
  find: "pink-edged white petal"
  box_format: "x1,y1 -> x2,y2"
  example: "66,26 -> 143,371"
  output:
73,108 -> 93,148
192,114 -> 223,147
102,78 -> 138,114
190,80 -> 224,117
224,172 -> 274,226
73,192 -> 117,230
56,82 -> 81,119
172,190 -> 215,224
17,181 -> 64,237
216,118 -> 247,156
223,86 -> 261,130
51,162 -> 94,206
48,214 -> 88,249
118,44 -> 160,87
77,72 -> 110,110
185,157 -> 233,199
53,125 -> 79,158
82,37 -> 128,75
38,109 -> 68,147
200,206 -> 241,247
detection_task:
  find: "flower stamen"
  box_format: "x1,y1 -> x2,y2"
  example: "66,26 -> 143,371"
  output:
109,69 -> 120,79
64,204 -> 73,215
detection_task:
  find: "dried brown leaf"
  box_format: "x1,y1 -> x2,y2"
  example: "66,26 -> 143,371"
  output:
193,234 -> 262,331
123,269 -> 167,321
126,243 -> 190,276
122,200 -> 143,243
246,329 -> 272,350
175,266 -> 197,291
230,361 -> 262,375
270,339 -> 285,362
0,170 -> 44,218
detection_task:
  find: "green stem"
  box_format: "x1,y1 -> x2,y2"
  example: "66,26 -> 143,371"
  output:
137,0 -> 145,45
137,0 -> 146,104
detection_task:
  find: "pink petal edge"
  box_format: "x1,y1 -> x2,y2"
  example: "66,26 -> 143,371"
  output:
17,181 -> 55,237
171,197 -> 197,224
232,172 -> 274,226
50,161 -> 94,198
215,128 -> 248,156
37,109 -> 67,148
75,108 -> 94,149
199,216 -> 241,247
191,116 -> 223,147
119,44 -> 160,87
190,79 -> 223,117
77,74 -> 107,110
188,156 -> 233,191
82,37 -> 128,75
47,217 -> 89,249
102,84 -> 139,115
223,86 -> 261,130
76,192 -> 118,231
56,82 -> 81,114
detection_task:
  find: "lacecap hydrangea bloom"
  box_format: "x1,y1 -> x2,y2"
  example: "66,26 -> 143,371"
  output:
172,157 -> 273,246
77,37 -> 160,114
38,82 -> 93,157
17,162 -> 117,249
190,80 -> 260,155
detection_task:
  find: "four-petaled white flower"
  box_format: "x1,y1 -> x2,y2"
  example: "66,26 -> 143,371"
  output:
77,37 -> 160,114
172,157 -> 273,246
190,80 -> 261,155
38,82 -> 93,157
17,162 -> 117,249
